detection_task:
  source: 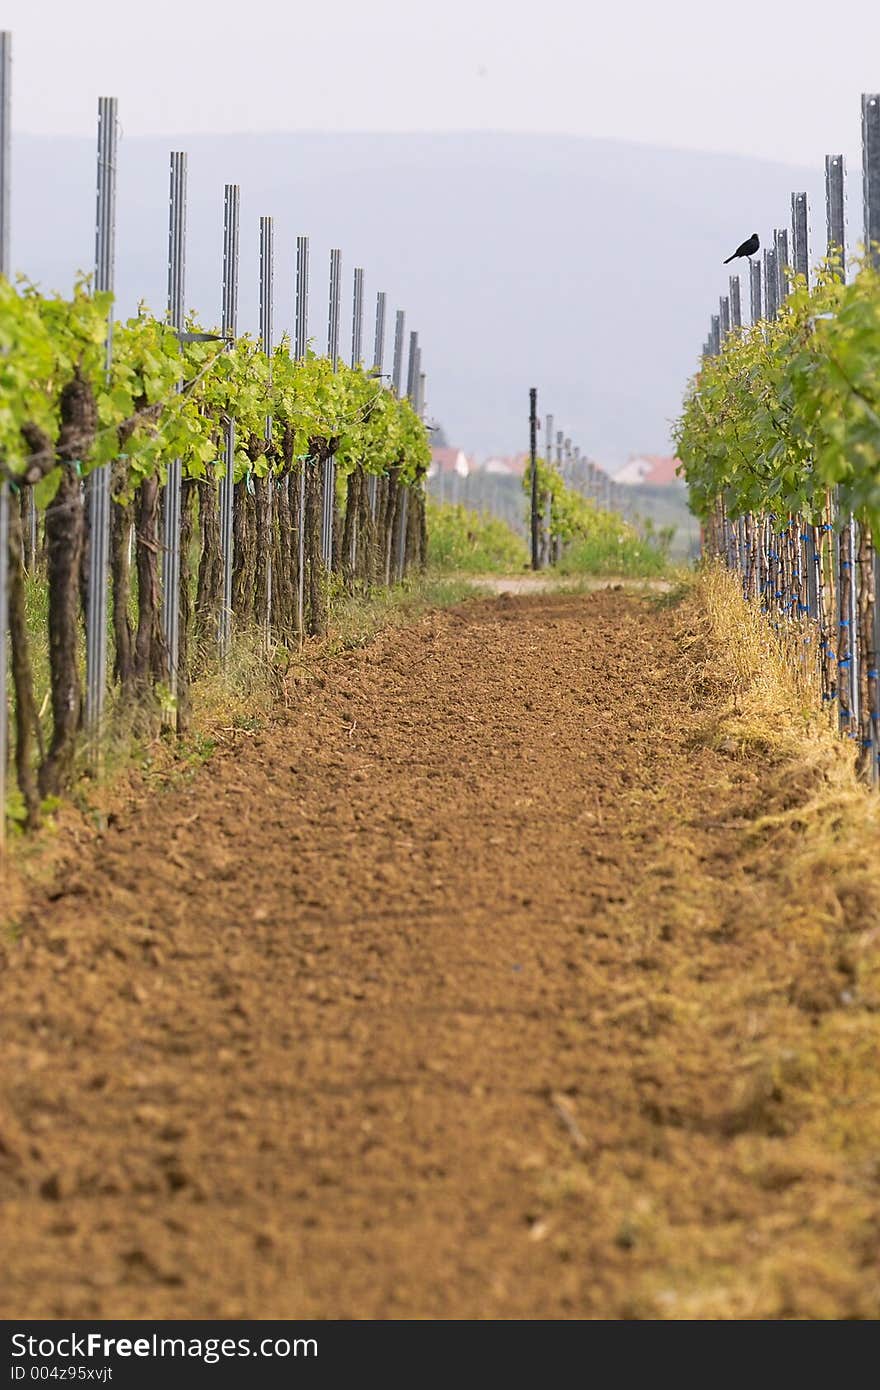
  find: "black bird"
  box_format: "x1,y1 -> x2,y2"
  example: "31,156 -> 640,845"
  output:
724,232 -> 759,264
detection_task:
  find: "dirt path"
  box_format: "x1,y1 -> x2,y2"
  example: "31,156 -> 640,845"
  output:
2,590 -> 879,1319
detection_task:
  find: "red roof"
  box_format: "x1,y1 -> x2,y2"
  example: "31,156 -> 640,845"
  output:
616,455 -> 682,486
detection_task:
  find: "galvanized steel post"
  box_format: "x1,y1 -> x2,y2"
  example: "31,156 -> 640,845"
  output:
391,310 -> 405,395
763,246 -> 778,320
529,389 -> 539,570
774,228 -> 789,307
729,274 -> 742,329
749,260 -> 762,323
368,291 -> 386,519
862,94 -> 880,266
218,183 -> 239,656
162,152 -> 187,695
825,155 -> 846,275
260,214 -> 274,631
85,95 -> 118,746
791,192 -> 809,284
351,267 -> 364,367
295,235 -> 310,361
322,249 -> 342,567
405,330 -> 418,400
372,291 -> 386,373
294,235 -> 309,638
0,32 -> 10,848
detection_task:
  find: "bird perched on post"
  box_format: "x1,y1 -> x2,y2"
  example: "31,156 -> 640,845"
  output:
724,233 -> 759,264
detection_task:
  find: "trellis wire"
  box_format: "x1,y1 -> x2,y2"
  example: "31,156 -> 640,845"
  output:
260,214 -> 274,632
161,152 -> 187,693
85,95 -> 118,746
294,235 -> 310,640
218,183 -> 240,656
0,31 -> 10,848
322,248 -> 342,566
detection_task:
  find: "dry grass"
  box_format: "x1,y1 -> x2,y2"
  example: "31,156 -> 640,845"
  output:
677,561 -> 880,992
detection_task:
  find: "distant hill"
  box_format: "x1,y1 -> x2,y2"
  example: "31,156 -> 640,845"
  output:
9,131 -> 826,458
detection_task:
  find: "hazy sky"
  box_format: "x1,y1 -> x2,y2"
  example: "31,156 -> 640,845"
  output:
4,0 -> 879,166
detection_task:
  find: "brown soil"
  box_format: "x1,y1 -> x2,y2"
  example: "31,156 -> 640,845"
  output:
2,590 -> 880,1320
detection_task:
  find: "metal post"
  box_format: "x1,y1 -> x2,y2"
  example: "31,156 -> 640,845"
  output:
864,96 -> 880,774
322,249 -> 341,566
397,334 -> 420,578
295,235 -> 309,361
368,291 -> 386,519
719,295 -> 730,338
763,246 -> 778,320
327,248 -> 341,369
863,94 -> 880,267
351,267 -> 364,367
823,154 -> 848,729
529,389 -> 539,570
775,228 -> 789,307
218,183 -> 239,656
0,30 -> 8,269
161,152 -> 187,696
825,155 -> 846,276
391,310 -> 405,395
0,32 -> 8,847
85,95 -> 118,749
372,291 -> 386,373
710,314 -> 721,356
405,330 -> 419,400
729,275 -> 741,329
542,412 -> 553,561
260,214 -> 274,632
791,192 -> 809,285
345,265 -> 364,570
749,260 -> 762,323
294,235 -> 309,638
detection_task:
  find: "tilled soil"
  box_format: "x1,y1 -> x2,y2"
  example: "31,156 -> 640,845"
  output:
2,590 -> 880,1319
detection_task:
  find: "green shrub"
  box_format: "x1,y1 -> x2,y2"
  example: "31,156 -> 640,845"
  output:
426,500 -> 528,574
